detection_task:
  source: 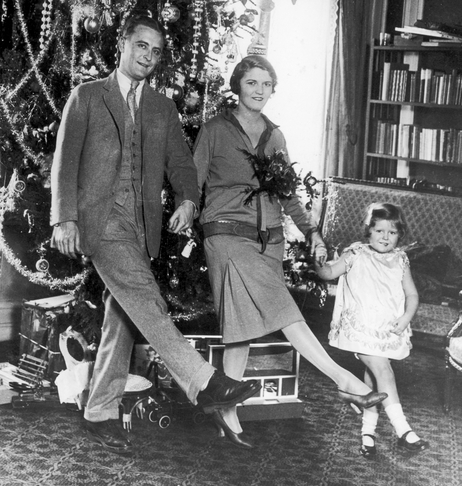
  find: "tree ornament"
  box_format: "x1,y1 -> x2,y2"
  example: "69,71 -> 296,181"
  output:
84,17 -> 101,34
181,239 -> 196,258
13,180 -> 26,193
171,84 -> 184,101
161,3 -> 180,23
164,84 -> 184,101
36,258 -> 50,273
185,90 -> 200,110
169,275 -> 179,289
206,66 -> 221,82
182,43 -> 192,53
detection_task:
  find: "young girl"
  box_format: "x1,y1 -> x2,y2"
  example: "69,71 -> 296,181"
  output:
315,202 -> 429,456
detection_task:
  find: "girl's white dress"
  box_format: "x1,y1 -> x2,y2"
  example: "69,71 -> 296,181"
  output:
329,242 -> 412,360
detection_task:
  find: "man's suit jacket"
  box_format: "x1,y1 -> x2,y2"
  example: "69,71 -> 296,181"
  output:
51,71 -> 200,258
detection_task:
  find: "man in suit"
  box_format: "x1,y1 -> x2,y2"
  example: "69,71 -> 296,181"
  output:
50,14 -> 260,454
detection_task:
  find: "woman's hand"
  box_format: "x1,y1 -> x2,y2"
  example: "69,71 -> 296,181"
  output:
310,231 -> 327,267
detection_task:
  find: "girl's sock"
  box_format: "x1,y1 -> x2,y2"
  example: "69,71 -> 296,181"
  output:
384,403 -> 420,443
361,408 -> 379,447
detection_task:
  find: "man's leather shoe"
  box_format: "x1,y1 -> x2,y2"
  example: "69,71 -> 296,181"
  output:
86,419 -> 133,454
197,371 -> 261,413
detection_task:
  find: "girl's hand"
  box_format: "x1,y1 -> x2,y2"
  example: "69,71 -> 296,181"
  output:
390,316 -> 410,335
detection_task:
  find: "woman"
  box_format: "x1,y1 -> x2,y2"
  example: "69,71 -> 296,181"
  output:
193,55 -> 387,449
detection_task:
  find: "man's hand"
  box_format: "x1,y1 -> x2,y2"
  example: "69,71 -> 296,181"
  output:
51,221 -> 82,259
168,201 -> 195,234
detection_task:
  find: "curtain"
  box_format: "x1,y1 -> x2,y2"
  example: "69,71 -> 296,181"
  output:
322,0 -> 375,179
265,0 -> 338,179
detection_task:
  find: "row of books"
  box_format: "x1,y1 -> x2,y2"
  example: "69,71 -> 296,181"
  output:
376,64 -> 462,105
370,120 -> 462,164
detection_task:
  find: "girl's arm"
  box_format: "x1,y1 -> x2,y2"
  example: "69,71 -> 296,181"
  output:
314,253 -> 347,281
391,266 -> 419,335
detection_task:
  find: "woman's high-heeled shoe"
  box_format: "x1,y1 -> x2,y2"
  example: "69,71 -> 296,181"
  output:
211,410 -> 253,449
338,390 -> 388,415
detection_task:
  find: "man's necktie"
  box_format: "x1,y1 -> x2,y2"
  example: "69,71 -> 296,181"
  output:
127,80 -> 139,120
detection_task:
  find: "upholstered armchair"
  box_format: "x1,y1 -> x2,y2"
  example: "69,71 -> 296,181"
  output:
444,297 -> 462,413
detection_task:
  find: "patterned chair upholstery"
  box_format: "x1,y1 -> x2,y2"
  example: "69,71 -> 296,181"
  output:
320,177 -> 462,340
444,309 -> 462,412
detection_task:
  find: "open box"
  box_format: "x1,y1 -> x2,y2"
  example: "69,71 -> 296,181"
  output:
207,341 -> 305,421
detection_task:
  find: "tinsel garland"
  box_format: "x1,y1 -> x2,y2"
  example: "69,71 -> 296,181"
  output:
0,226 -> 92,294
0,171 -> 92,294
0,97 -> 46,167
4,41 -> 51,101
90,45 -> 110,75
164,294 -> 214,322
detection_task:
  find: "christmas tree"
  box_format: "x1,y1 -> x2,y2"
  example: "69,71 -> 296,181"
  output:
0,0 -> 323,345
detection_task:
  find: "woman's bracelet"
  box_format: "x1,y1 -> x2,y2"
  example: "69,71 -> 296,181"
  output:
305,227 -> 320,238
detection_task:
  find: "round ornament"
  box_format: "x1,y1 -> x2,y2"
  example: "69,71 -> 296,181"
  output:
206,66 -> 222,82
161,3 -> 180,23
13,180 -> 26,193
84,17 -> 101,34
171,84 -> 184,101
36,258 -> 49,273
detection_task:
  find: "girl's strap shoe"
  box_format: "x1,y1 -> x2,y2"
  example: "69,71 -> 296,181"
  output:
360,434 -> 377,458
397,430 -> 429,452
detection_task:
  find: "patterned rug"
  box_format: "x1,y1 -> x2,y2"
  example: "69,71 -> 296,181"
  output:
1,331 -> 461,486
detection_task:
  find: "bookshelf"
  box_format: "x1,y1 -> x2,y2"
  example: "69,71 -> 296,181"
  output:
363,44 -> 462,195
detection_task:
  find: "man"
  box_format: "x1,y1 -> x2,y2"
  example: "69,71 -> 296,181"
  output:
50,15 -> 260,454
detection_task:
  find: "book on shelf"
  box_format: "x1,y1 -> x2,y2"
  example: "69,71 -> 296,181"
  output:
420,68 -> 433,103
373,120 -> 398,156
396,26 -> 462,41
421,40 -> 462,46
398,124 -> 411,158
408,71 -> 418,102
380,62 -> 409,101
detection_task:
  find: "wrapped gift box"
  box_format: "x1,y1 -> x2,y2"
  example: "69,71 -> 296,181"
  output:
20,295 -> 75,382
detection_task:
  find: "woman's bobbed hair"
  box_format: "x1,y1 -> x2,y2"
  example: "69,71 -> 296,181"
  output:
363,202 -> 407,241
229,55 -> 278,95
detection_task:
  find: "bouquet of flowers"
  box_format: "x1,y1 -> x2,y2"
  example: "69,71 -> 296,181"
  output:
241,148 -> 302,205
